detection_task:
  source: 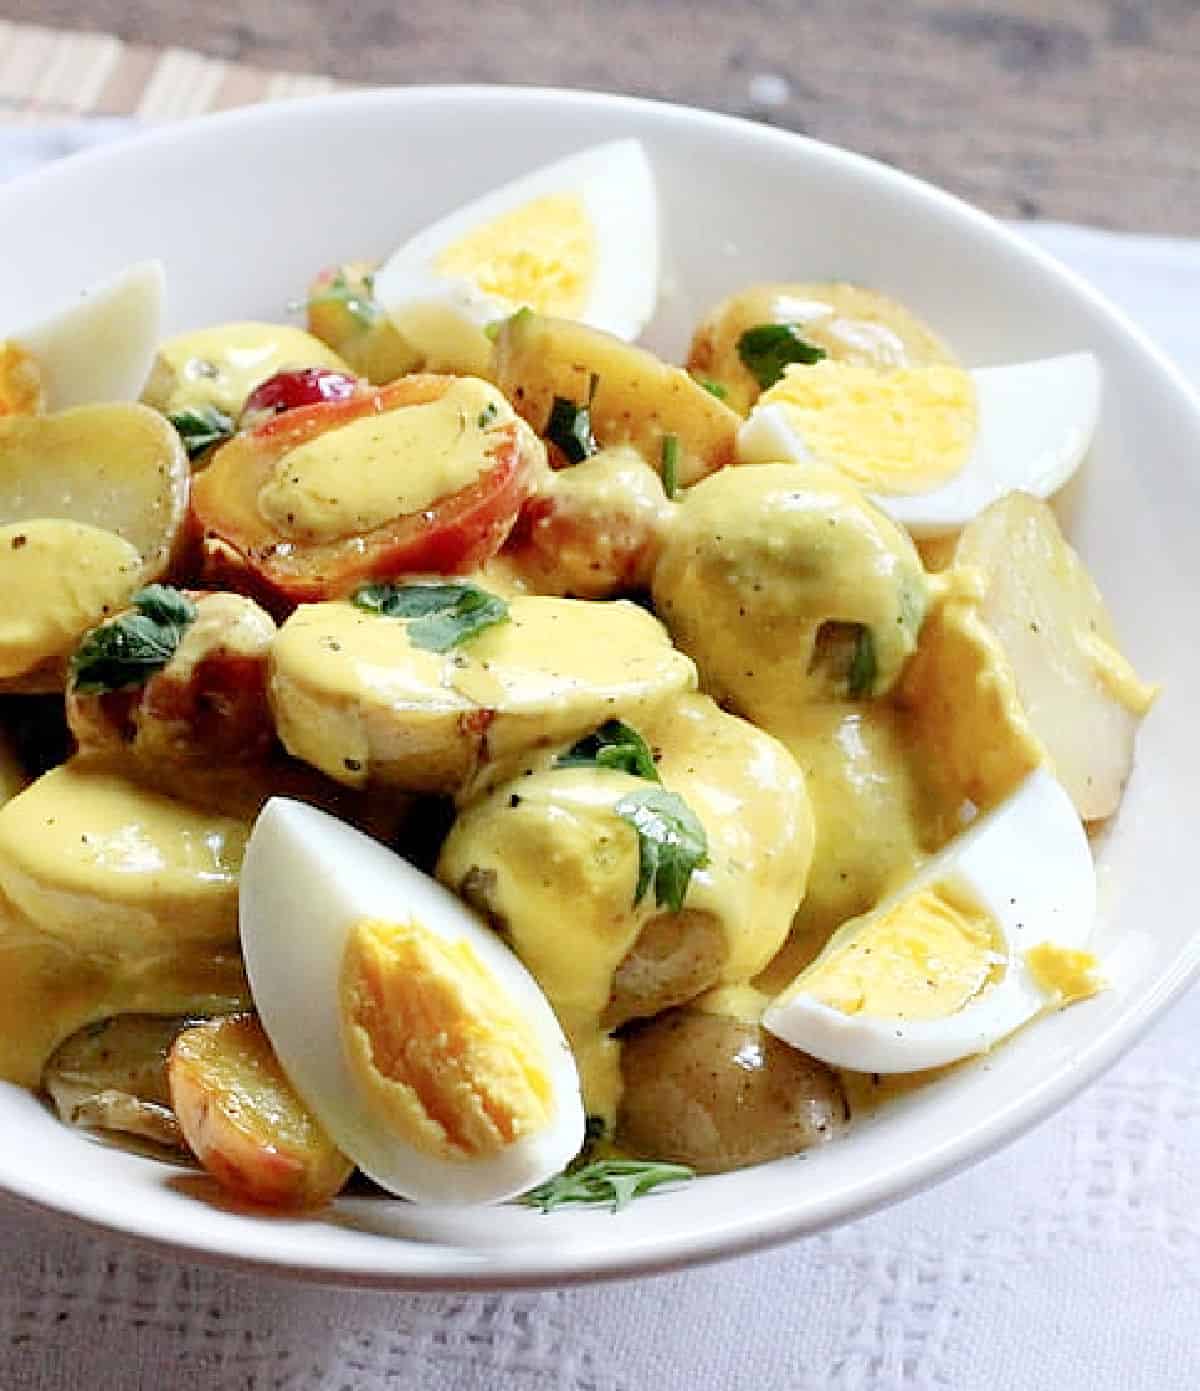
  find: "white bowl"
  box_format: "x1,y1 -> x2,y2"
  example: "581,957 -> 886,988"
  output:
0,86 -> 1196,1291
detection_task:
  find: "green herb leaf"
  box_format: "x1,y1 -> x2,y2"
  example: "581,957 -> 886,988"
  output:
167,404 -> 234,460
309,269 -> 380,329
69,585 -> 198,694
518,1159 -> 695,1214
476,401 -> 500,429
736,323 -> 827,390
661,433 -> 681,500
697,377 -> 728,400
544,372 -> 599,465
847,626 -> 877,698
558,720 -> 660,782
615,786 -> 708,912
352,581 -> 509,652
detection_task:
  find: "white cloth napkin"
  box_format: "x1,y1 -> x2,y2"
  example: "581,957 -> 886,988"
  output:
2,123 -> 1198,1391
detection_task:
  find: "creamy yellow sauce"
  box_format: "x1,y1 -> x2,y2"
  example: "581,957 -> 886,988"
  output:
257,378 -> 513,543
0,762 -> 250,1086
1076,631 -> 1160,717
437,692 -> 813,1122
653,462 -> 929,729
142,322 -> 352,417
0,519 -> 144,680
268,594 -> 696,793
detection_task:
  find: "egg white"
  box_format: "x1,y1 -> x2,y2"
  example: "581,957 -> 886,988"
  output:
373,139 -> 658,369
10,260 -> 165,410
736,351 -> 1101,537
239,798 -> 585,1206
762,768 -> 1097,1073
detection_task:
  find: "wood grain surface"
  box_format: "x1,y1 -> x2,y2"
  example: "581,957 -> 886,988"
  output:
5,0 -> 1199,233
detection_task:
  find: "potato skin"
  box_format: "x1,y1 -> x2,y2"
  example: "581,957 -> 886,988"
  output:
602,910 -> 728,1030
168,1014 -> 352,1210
618,1007 -> 847,1173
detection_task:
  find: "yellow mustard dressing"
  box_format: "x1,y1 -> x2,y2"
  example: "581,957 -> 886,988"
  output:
1076,631 -> 1160,717
435,193 -> 595,319
0,519 -> 144,679
143,322 -> 352,417
0,762 -> 250,1086
257,378 -> 514,543
339,917 -> 552,1160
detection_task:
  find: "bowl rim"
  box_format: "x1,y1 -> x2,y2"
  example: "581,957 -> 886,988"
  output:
2,81 -> 1199,1291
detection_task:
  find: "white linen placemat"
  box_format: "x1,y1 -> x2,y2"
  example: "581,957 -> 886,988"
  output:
1,124 -> 1197,1391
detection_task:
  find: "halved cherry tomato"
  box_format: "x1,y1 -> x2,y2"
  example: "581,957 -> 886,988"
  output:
239,367 -> 361,431
190,374 -> 537,612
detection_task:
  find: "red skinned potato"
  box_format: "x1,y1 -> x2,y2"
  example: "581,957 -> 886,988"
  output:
168,1013 -> 352,1209
190,374 -> 541,612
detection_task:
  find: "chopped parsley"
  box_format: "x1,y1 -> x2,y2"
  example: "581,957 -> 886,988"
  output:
661,433 -> 681,499
847,626 -> 877,698
69,585 -> 198,694
558,720 -> 659,782
615,786 -> 709,913
352,581 -> 509,652
737,322 -> 826,390
697,377 -> 728,400
166,404 -> 234,460
476,401 -> 500,429
484,305 -> 533,342
518,1158 -> 695,1213
308,268 -> 380,329
544,372 -> 599,465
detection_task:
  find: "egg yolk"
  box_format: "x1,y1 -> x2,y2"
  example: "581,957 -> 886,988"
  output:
758,360 -> 978,495
0,343 -> 44,416
1025,943 -> 1104,1005
435,194 -> 596,318
339,916 -> 553,1161
256,378 -> 507,543
796,881 -> 1002,1020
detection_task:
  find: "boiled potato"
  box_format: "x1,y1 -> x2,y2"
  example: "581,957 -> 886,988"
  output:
0,403 -> 190,689
686,281 -> 957,415
43,1014 -> 193,1150
168,1014 -> 352,1209
652,463 -> 929,729
307,262 -> 421,384
603,910 -> 727,1030
269,594 -> 696,796
492,311 -> 740,487
67,590 -> 277,772
617,1004 -> 848,1173
141,321 -> 353,419
903,492 -> 1157,820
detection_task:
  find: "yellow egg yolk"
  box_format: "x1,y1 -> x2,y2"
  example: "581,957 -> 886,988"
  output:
256,378 -> 510,543
0,343 -> 44,416
435,194 -> 596,318
338,917 -> 553,1161
1025,943 -> 1104,1005
758,360 -> 978,495
796,881 -> 1002,1020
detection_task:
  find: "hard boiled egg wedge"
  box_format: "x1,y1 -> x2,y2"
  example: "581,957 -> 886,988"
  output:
736,352 -> 1101,538
4,261 -> 165,412
373,139 -> 658,376
762,768 -> 1100,1074
239,797 -> 585,1205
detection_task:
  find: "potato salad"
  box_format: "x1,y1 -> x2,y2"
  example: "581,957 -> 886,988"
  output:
0,140 -> 1156,1214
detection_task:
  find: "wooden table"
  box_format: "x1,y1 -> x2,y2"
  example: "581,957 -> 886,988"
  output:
4,0 -> 1199,234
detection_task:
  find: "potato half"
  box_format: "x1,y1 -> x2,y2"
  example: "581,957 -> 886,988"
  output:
0,403 -> 189,688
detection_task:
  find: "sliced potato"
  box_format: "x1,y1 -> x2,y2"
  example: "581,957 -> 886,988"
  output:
618,1005 -> 848,1173
67,590 -> 276,771
43,1014 -> 193,1150
141,321 -> 354,419
903,493 -> 1156,821
269,594 -> 696,795
686,281 -> 957,415
492,311 -> 740,487
168,1014 -> 352,1209
0,761 -> 250,1086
